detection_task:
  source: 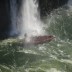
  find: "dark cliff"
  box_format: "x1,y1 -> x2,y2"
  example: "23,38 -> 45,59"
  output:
39,0 -> 68,17
0,0 -> 10,39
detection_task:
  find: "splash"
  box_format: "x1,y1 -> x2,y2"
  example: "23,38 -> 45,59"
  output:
20,0 -> 45,38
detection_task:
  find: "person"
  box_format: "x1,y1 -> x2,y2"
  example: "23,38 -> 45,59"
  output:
24,33 -> 27,38
23,33 -> 27,42
23,33 -> 30,43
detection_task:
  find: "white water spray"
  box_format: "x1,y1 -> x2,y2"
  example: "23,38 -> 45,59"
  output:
68,0 -> 72,5
20,0 -> 45,38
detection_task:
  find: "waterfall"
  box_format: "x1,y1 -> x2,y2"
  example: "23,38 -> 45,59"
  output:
10,0 -> 45,38
68,0 -> 72,5
10,0 -> 18,36
20,0 -> 45,38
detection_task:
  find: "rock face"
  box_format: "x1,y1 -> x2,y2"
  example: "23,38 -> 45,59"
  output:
0,0 -> 68,39
0,0 -> 10,39
27,35 -> 54,45
39,0 -> 68,17
19,35 -> 54,45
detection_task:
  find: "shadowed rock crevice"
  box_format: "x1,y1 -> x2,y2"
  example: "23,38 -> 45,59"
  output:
0,0 -> 10,39
39,0 -> 68,17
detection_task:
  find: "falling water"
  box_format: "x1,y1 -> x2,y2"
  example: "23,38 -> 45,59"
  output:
68,0 -> 72,5
20,0 -> 45,38
10,0 -> 18,36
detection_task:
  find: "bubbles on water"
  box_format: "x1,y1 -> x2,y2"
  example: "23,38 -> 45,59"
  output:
60,59 -> 72,64
46,68 -> 64,72
39,46 -> 46,51
50,54 -> 57,60
57,44 -> 61,47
